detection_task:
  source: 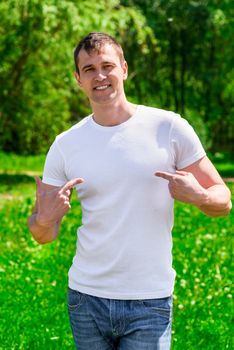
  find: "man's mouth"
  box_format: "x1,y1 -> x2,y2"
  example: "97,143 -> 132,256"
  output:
94,84 -> 111,91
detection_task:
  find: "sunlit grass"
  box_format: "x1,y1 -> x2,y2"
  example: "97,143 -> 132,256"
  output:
0,189 -> 80,349
0,153 -> 233,349
172,199 -> 233,349
0,152 -> 45,173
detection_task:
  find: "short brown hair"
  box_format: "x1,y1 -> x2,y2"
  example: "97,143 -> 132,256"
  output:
74,32 -> 125,73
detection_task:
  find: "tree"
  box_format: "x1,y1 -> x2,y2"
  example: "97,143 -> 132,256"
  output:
0,0 -> 155,154
121,0 -> 234,152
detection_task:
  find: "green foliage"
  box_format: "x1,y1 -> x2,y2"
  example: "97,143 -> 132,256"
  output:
0,0 -> 73,154
121,0 -> 234,152
0,0 -> 233,154
0,0 -> 155,154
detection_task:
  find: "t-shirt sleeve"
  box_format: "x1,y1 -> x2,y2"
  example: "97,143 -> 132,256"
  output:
170,115 -> 206,169
42,139 -> 68,186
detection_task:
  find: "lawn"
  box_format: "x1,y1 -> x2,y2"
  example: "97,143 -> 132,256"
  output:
0,153 -> 233,349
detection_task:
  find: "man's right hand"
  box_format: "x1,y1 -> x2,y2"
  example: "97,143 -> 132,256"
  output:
35,177 -> 84,228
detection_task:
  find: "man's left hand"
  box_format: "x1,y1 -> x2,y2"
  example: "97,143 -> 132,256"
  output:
155,170 -> 208,206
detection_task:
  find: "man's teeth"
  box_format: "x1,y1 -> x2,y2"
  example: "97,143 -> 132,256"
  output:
95,85 -> 109,90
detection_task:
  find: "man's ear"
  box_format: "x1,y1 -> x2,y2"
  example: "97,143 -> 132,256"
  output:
74,72 -> 82,86
122,61 -> 128,80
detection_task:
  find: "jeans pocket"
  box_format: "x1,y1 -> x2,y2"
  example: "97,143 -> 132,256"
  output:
138,296 -> 172,321
68,287 -> 85,311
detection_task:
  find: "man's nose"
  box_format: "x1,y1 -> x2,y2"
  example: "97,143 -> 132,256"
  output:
95,70 -> 107,81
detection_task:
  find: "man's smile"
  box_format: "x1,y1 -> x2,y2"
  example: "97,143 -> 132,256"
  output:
94,84 -> 111,91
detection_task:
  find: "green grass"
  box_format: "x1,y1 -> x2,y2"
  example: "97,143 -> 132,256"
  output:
0,152 -> 45,173
0,153 -> 233,349
172,201 -> 233,349
209,152 -> 234,178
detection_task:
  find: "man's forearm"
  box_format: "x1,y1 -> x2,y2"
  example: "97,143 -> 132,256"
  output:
28,214 -> 61,244
196,184 -> 232,217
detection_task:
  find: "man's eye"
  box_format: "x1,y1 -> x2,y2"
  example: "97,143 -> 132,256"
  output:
84,68 -> 93,72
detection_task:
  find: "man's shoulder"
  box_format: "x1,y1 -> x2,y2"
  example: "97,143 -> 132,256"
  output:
56,115 -> 91,141
140,104 -> 180,121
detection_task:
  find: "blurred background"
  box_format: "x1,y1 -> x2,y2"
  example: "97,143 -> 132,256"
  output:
0,0 -> 233,156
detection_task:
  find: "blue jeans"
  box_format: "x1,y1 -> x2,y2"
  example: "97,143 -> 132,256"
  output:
68,287 -> 172,349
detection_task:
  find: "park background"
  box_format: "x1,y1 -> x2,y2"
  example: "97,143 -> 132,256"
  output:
0,0 -> 233,349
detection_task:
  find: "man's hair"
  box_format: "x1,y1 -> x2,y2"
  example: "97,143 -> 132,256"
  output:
74,32 -> 125,73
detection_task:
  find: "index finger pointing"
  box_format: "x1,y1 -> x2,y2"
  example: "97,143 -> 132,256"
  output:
59,178 -> 84,194
155,171 -> 175,181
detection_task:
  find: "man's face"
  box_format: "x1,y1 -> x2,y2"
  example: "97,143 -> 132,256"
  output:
75,44 -> 128,106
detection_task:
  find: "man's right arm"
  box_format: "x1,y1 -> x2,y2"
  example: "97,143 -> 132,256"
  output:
28,204 -> 62,245
27,177 -> 83,244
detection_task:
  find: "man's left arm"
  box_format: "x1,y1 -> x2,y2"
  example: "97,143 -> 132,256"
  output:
155,156 -> 232,217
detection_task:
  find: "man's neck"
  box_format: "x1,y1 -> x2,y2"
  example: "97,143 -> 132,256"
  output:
90,99 -> 137,127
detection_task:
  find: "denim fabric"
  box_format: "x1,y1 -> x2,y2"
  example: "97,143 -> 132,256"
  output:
68,287 -> 172,350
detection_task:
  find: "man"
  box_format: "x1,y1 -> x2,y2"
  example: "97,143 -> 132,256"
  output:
28,32 -> 231,349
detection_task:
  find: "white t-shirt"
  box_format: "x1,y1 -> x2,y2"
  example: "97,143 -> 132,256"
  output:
43,105 -> 206,299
